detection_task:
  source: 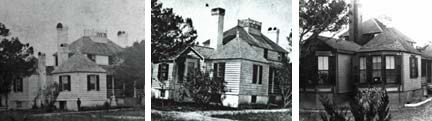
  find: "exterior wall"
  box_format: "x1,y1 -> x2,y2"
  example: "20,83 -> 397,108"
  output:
402,53 -> 422,91
211,60 -> 242,107
95,55 -> 109,65
238,60 -> 269,105
8,75 -> 43,109
337,53 -> 353,93
53,72 -> 107,111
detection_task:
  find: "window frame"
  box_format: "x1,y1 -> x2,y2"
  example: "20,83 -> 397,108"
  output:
317,56 -> 329,85
252,64 -> 263,84
410,55 -> 419,78
87,74 -> 100,91
59,75 -> 71,91
158,63 -> 169,81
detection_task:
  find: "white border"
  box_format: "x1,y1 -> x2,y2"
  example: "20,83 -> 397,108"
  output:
144,0 -> 151,120
291,0 -> 300,120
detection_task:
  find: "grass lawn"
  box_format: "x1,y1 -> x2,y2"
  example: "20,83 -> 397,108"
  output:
212,112 -> 291,121
0,109 -> 145,121
151,99 -> 235,111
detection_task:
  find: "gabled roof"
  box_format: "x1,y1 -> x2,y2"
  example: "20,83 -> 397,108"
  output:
315,36 -> 362,52
68,36 -> 123,56
52,53 -> 106,74
192,46 -> 214,59
359,27 -> 420,54
211,34 -> 268,63
223,26 -> 287,53
340,18 -> 385,37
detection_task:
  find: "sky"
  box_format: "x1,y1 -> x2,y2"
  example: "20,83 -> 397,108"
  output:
336,0 -> 432,46
159,0 -> 292,50
0,0 -> 145,65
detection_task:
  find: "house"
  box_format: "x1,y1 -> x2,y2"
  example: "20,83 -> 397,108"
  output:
151,7 -> 289,108
300,0 -> 424,109
2,23 -> 141,111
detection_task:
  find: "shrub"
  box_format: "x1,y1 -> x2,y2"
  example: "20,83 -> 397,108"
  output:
320,86 -> 391,121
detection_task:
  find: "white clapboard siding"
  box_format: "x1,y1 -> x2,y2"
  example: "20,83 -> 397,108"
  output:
225,62 -> 241,95
56,73 -> 107,102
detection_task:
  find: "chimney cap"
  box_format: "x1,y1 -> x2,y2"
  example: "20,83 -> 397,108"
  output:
211,7 -> 225,16
56,23 -> 63,29
117,31 -> 126,36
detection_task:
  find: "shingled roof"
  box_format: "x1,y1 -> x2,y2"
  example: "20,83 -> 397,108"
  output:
340,18 -> 385,37
52,53 -> 106,74
211,33 -> 268,63
191,46 -> 214,59
223,26 -> 287,53
68,36 -> 123,56
359,26 -> 420,54
316,36 -> 361,52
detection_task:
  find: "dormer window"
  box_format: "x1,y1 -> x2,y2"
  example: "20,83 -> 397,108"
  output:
87,54 -> 96,62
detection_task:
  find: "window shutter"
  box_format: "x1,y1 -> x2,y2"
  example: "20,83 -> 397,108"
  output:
252,65 -> 257,83
213,63 -> 218,78
164,64 -> 169,80
268,67 -> 274,93
220,63 -> 225,80
67,76 -> 71,91
366,56 -> 373,83
351,56 -> 359,83
381,56 -> 386,83
395,55 -> 402,83
58,76 -> 62,91
87,75 -> 91,91
259,66 -> 263,84
328,56 -> 336,85
96,75 -> 100,91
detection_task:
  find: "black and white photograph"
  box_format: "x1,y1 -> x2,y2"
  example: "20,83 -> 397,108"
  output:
0,0 -> 145,120
300,0 -> 432,120
151,0 -> 292,120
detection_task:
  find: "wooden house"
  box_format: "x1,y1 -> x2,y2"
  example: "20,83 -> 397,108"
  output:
152,8 -> 289,108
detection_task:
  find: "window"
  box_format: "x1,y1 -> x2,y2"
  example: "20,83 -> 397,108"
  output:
214,62 -> 225,79
264,49 -> 268,59
385,56 -> 397,83
251,95 -> 257,103
59,75 -> 71,91
87,54 -> 96,62
160,90 -> 165,97
252,64 -> 263,84
317,56 -> 329,84
278,52 -> 285,61
87,75 -> 100,91
410,55 -> 418,78
109,56 -> 115,65
372,56 -> 382,81
359,57 -> 367,83
187,62 -> 196,76
268,67 -> 275,93
55,55 -> 58,66
13,78 -> 23,92
16,101 -> 22,108
158,63 -> 169,81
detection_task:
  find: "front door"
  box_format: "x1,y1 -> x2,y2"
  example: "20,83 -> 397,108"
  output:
59,101 -> 67,110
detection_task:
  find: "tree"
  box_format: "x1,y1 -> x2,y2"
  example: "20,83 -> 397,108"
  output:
113,41 -> 145,98
42,83 -> 60,112
182,69 -> 225,106
151,0 -> 198,63
274,57 -> 292,108
0,23 -> 37,95
299,0 -> 349,42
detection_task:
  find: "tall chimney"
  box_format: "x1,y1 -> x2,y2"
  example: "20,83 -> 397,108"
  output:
37,52 -> 47,89
117,31 -> 129,47
349,0 -> 362,44
56,23 -> 69,66
268,27 -> 280,45
210,7 -> 225,50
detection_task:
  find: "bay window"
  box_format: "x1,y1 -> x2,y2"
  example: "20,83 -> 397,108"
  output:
385,56 -> 397,83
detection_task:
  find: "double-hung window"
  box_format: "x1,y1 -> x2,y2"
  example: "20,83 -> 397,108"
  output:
87,75 -> 100,91
59,75 -> 71,91
317,56 -> 329,84
372,56 -> 382,81
252,64 -> 263,84
359,57 -> 367,83
385,56 -> 397,83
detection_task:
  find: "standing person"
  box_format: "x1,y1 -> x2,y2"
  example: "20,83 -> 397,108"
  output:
77,98 -> 81,111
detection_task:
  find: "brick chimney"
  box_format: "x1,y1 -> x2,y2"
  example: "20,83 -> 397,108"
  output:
56,23 -> 69,66
210,7 -> 225,50
267,27 -> 280,45
117,31 -> 129,47
238,18 -> 262,35
349,0 -> 363,44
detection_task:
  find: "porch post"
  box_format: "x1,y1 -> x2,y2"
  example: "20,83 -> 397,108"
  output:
110,76 -> 117,106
